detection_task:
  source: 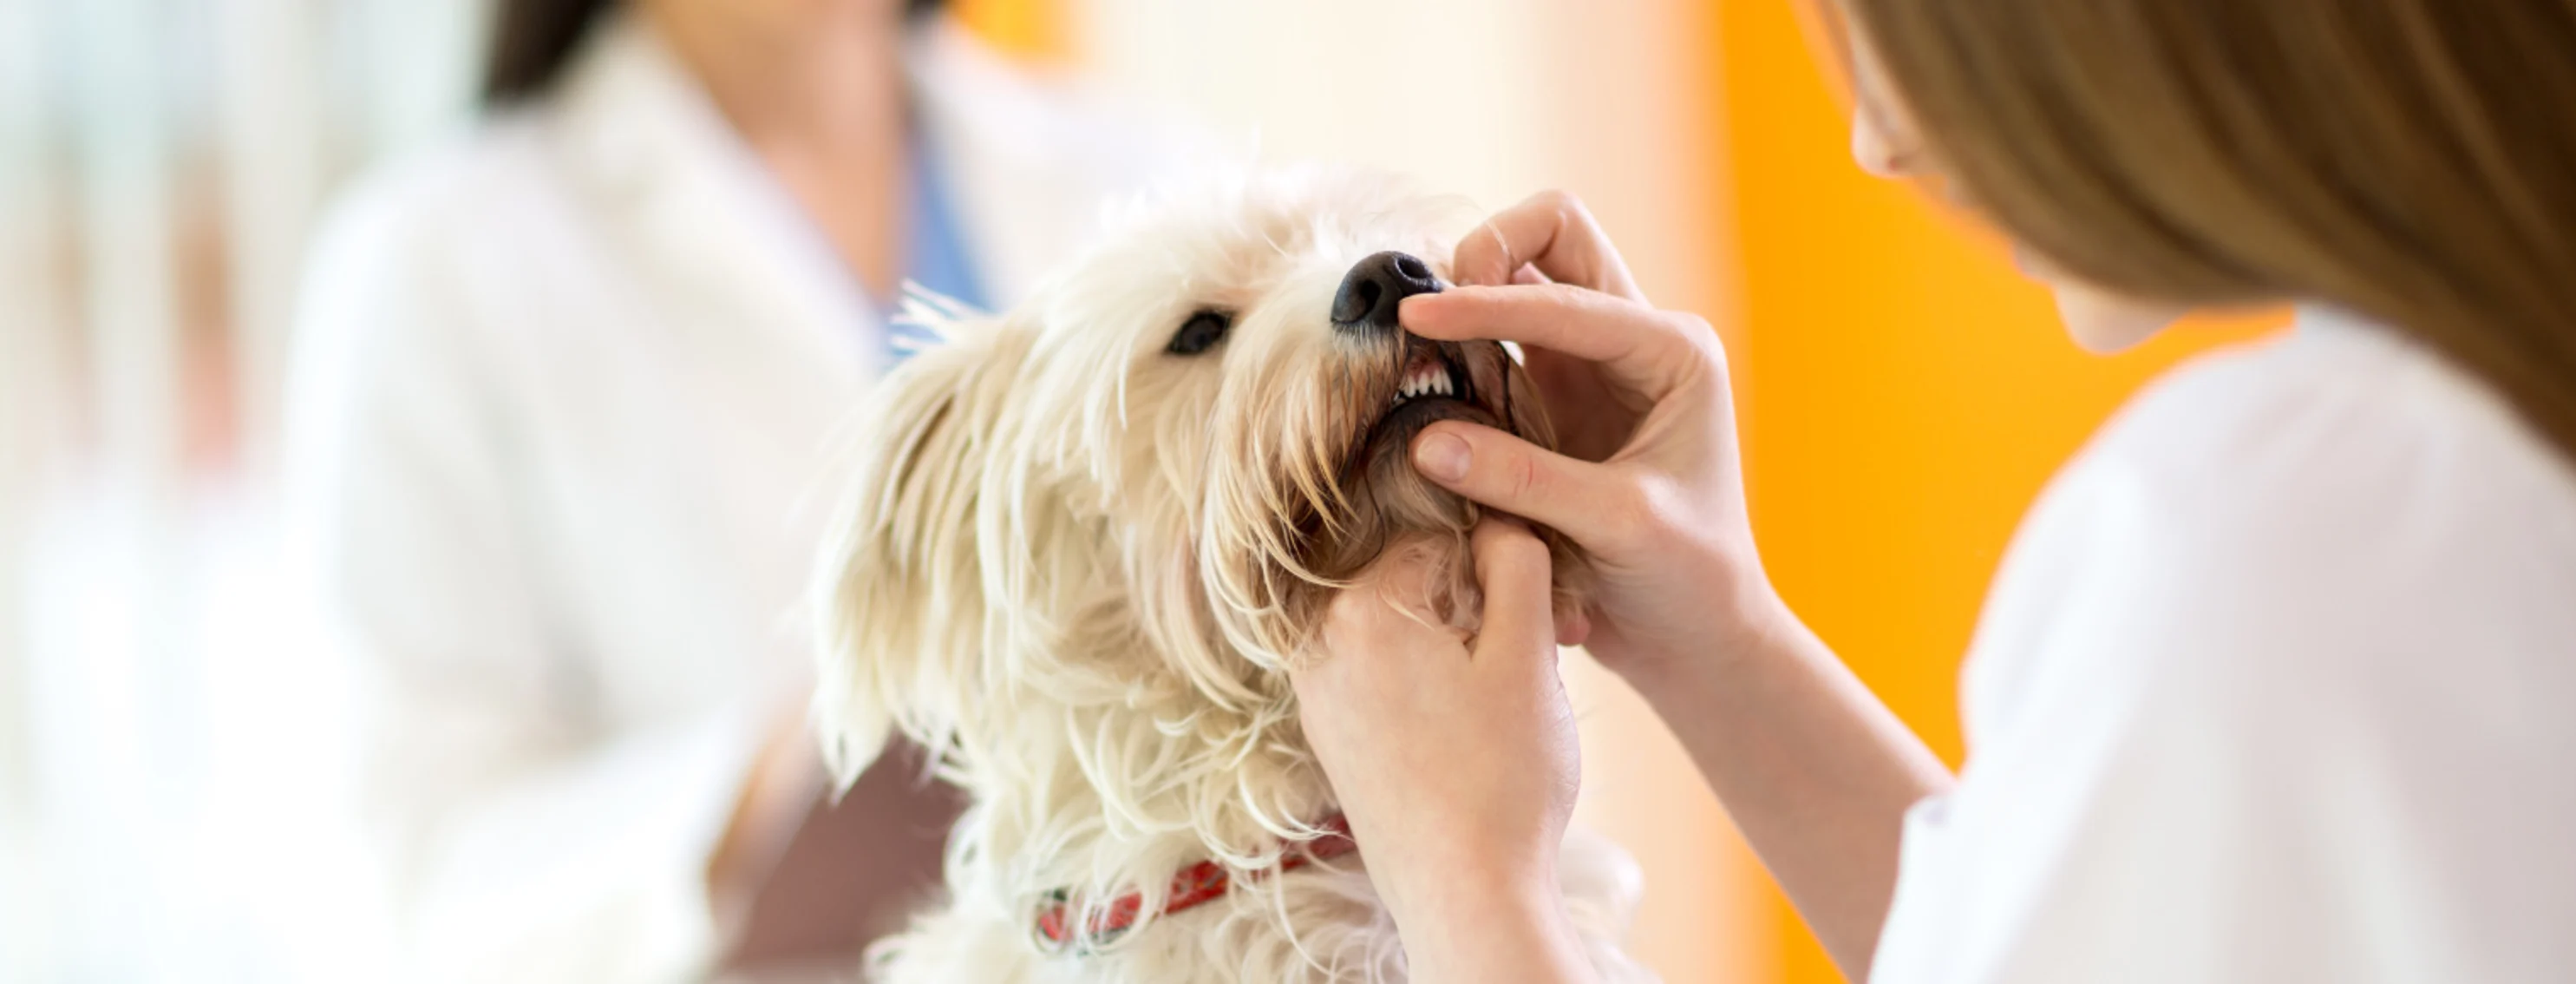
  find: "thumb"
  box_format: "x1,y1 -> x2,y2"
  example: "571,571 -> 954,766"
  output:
1467,517 -> 1554,667
1412,422 -> 1620,547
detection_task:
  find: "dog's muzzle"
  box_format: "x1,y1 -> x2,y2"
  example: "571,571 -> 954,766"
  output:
1330,250 -> 1442,337
1333,251 -> 1513,449
1304,249 -> 1536,584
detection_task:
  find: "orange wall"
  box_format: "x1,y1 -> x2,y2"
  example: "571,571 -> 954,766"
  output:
1710,3 -> 2278,981
954,0 -> 1069,60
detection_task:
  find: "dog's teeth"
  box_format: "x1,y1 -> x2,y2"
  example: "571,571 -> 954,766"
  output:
1396,364 -> 1457,404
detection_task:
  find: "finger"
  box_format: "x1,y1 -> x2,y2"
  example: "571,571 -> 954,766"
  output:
1451,191 -> 1646,301
1412,422 -> 1631,550
1402,284 -> 1703,403
1468,518 -> 1554,665
1555,600 -> 1592,648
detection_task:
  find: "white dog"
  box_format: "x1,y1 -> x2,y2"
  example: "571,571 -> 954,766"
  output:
812,168 -> 1650,982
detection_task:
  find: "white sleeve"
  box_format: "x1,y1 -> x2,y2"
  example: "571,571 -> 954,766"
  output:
284,185 -> 767,982
1867,368 -> 2576,984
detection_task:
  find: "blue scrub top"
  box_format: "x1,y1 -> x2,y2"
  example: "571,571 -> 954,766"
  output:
884,129 -> 990,361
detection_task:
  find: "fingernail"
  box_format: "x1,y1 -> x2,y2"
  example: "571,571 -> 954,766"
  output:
1414,431 -> 1471,482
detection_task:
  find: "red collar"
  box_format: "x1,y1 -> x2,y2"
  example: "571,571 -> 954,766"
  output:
1034,814 -> 1357,950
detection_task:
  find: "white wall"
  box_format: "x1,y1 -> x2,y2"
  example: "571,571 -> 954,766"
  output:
1064,3 -> 1745,977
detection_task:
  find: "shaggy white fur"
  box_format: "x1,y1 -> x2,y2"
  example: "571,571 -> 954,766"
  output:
813,167 -> 1651,982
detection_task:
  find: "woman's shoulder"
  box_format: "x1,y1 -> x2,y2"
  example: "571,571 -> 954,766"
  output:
1966,309 -> 2576,737
2079,306 -> 2576,552
288,116 -> 587,410
305,118 -> 570,286
2108,310 -> 2551,462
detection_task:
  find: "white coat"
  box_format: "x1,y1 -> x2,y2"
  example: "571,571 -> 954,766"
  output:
282,16 -> 1178,981
1872,309 -> 2576,982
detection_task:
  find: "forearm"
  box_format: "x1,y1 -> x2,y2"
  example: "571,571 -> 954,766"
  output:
1627,607 -> 1952,982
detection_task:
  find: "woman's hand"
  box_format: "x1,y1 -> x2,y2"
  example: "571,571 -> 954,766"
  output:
1292,518 -> 1598,983
1410,191 -> 1785,680
1403,194 -> 1952,981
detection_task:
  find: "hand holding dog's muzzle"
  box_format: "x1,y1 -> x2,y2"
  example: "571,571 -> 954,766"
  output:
1291,516 -> 1594,980
1400,190 -> 1794,684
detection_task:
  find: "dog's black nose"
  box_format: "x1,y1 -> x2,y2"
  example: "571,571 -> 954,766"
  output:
1331,251 -> 1443,336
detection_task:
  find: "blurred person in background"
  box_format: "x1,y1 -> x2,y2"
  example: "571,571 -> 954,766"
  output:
282,0 -> 1168,978
1294,2 -> 2576,982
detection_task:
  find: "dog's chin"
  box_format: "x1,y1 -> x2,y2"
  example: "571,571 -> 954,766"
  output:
1276,337 -> 1589,646
1355,396 -> 1497,525
1301,348 -> 1521,587
1360,394 -> 1506,462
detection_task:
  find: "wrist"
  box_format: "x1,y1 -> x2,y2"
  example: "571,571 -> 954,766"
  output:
1612,578 -> 1801,688
1374,836 -> 1554,922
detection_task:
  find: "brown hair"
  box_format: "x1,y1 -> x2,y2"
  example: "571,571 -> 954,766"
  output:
482,0 -> 951,108
1837,0 -> 2576,462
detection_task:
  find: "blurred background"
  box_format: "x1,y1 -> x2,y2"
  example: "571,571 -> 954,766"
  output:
0,0 -> 2276,980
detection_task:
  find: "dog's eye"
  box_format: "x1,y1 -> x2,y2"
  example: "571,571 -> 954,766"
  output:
1165,310 -> 1232,357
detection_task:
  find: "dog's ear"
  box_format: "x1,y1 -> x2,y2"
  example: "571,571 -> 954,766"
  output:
811,315 -> 1036,790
